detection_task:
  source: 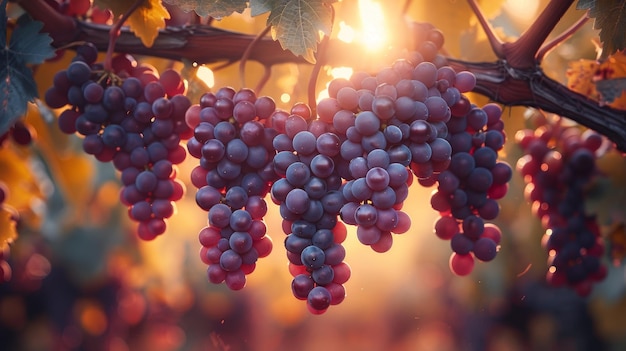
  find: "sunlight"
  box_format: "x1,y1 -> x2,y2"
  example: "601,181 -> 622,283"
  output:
280,93 -> 291,103
337,21 -> 355,43
317,67 -> 355,102
503,0 -> 540,25
358,0 -> 387,51
329,66 -> 354,80
195,65 -> 215,88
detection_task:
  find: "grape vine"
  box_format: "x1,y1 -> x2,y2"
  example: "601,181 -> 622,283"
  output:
4,0 -> 626,317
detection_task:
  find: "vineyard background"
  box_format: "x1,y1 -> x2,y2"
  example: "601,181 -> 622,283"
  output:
2,0 -> 626,350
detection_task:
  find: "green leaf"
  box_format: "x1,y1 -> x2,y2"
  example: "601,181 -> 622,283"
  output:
0,0 -> 6,49
0,1 -> 54,134
0,55 -> 39,134
577,0 -> 626,55
267,0 -> 332,63
250,0 -> 274,16
10,17 -> 55,65
163,0 -> 248,18
576,0 -> 595,10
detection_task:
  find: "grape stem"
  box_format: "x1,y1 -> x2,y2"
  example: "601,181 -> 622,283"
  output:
239,25 -> 271,90
536,13 -> 590,62
20,0 -> 626,151
466,0 -> 503,58
104,0 -> 144,71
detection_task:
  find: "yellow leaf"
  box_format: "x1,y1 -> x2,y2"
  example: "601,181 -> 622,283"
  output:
95,0 -> 171,47
566,53 -> 626,109
566,59 -> 600,100
0,147 -> 44,212
594,51 -> 626,80
0,209 -> 17,251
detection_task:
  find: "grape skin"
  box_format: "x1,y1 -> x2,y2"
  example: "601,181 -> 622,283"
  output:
46,24 -> 525,313
46,47 -> 192,241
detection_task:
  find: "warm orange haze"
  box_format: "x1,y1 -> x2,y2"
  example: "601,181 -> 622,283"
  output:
1,1 -> 625,350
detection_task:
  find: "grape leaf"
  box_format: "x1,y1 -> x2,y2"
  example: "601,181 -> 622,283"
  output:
567,51 -> 626,108
267,0 -> 332,63
566,58 -> 601,100
94,0 -> 170,47
577,0 -> 626,56
0,1 -> 55,135
163,0 -> 248,18
250,0 -> 274,16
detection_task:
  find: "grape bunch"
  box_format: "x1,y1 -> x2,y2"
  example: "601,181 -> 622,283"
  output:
185,87 -> 278,291
316,58 -> 455,253
269,105 -> 351,314
428,101 -> 511,276
44,43 -> 192,240
516,115 -> 607,296
44,21 -> 518,313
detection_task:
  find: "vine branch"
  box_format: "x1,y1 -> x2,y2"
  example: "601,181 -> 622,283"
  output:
105,0 -> 144,71
20,0 -> 626,151
501,0 -> 575,68
447,59 -> 626,151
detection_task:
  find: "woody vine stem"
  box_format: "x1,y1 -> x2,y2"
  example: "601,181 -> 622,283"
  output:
16,0 -> 626,151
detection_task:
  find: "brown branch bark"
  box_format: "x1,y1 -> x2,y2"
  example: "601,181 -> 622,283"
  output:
502,0 -> 575,68
71,22 -> 309,66
20,0 -> 626,151
448,59 -> 626,151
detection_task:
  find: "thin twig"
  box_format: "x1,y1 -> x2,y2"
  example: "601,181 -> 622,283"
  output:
239,25 -> 272,89
536,13 -> 589,62
104,0 -> 144,71
308,35 -> 330,115
210,60 -> 237,72
254,65 -> 272,94
467,0 -> 504,58
307,4 -> 335,116
400,0 -> 412,16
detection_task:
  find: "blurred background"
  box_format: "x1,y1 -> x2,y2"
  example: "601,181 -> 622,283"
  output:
2,0 -> 626,350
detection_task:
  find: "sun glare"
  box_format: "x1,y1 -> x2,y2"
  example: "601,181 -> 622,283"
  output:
358,0 -> 387,51
337,21 -> 355,43
317,66 -> 355,102
195,65 -> 215,88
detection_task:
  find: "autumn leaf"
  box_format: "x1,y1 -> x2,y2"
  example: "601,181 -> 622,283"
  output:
267,0 -> 333,63
94,0 -> 171,47
566,52 -> 626,108
566,58 -> 601,100
0,146 -> 44,213
0,208 -> 17,251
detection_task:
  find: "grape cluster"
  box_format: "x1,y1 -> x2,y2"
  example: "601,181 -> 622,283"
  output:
316,54 -> 456,253
186,87 -> 278,291
44,44 -> 192,240
269,105 -> 351,314
516,116 -> 607,296
46,22 -> 518,313
428,101 -> 511,276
